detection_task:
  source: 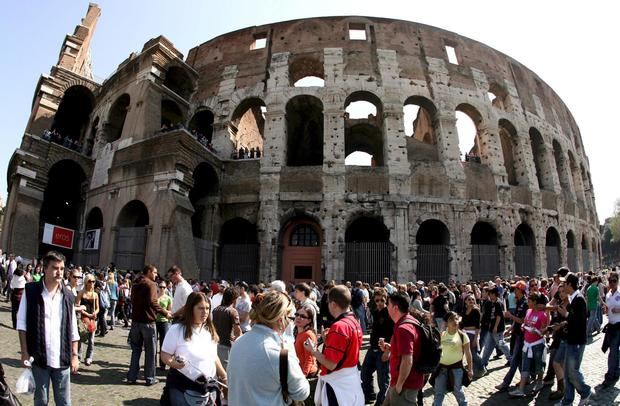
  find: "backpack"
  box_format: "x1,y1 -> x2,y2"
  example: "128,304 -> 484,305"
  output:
351,287 -> 364,308
400,318 -> 442,374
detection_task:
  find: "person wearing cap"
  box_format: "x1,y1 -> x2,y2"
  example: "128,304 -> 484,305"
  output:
211,281 -> 228,309
602,271 -> 620,387
495,280 -> 528,392
554,272 -> 594,405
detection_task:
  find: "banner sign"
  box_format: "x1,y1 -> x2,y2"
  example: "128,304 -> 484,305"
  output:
84,228 -> 101,250
42,223 -> 74,249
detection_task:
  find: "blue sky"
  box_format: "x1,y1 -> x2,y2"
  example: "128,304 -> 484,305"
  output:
1,0 -> 618,221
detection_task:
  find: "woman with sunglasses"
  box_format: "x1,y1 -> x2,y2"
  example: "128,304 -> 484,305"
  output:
460,294 -> 485,378
157,280 -> 172,370
295,304 -> 318,378
76,275 -> 99,366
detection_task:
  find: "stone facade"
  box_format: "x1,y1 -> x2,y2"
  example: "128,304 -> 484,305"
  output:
2,6 -> 600,283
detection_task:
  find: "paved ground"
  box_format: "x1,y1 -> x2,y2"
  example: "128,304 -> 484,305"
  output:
0,299 -> 618,405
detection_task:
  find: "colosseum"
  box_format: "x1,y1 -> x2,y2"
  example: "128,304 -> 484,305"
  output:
1,4 -> 601,283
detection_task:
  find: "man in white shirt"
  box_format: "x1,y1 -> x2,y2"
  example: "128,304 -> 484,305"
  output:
235,281 -> 253,333
3,253 -> 17,301
17,251 -> 79,406
211,281 -> 228,310
166,265 -> 193,315
603,272 -> 620,387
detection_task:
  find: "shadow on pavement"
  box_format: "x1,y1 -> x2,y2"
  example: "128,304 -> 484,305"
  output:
122,397 -> 159,405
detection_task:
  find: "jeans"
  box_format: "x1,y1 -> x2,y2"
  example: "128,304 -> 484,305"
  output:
354,306 -> 367,333
32,365 -> 71,406
501,334 -> 523,387
432,367 -> 467,406
464,332 -> 484,375
97,307 -> 108,335
587,308 -> 600,335
108,300 -> 117,328
361,349 -> 390,405
521,342 -> 545,377
382,387 -> 418,406
561,344 -> 591,405
217,344 -> 231,370
480,331 -> 511,366
169,387 -> 190,405
127,322 -> 157,383
156,321 -> 170,368
78,331 -> 95,362
606,324 -> 620,381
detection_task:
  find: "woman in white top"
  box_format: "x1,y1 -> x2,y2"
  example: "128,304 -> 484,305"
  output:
160,291 -> 227,405
9,265 -> 26,329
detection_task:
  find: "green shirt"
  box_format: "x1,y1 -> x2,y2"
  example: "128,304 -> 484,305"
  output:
32,274 -> 42,282
586,284 -> 599,311
156,294 -> 172,322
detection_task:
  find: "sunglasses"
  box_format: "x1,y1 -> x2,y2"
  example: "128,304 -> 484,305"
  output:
72,275 -> 83,279
375,299 -> 386,303
295,313 -> 310,320
86,280 -> 95,284
159,286 -> 166,289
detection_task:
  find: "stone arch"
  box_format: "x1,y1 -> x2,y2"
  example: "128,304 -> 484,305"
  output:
566,230 -> 577,272
189,162 -> 219,239
289,56 -> 324,87
545,227 -> 561,276
116,200 -> 149,227
581,233 -> 591,272
567,151 -> 583,200
344,91 -> 383,166
498,119 -> 518,185
104,94 -> 130,143
345,216 -> 391,283
471,221 -> 500,282
161,99 -> 184,128
85,207 -> 103,230
487,82 -> 512,111
403,96 -> 437,142
514,222 -> 536,276
114,200 -> 149,271
188,108 -> 215,143
219,217 -> 259,283
163,65 -> 194,100
455,103 -> 484,162
229,97 -> 265,155
280,217 -> 322,282
286,95 -> 323,166
529,127 -> 553,190
51,85 -> 95,144
552,139 -> 570,191
416,219 -> 451,283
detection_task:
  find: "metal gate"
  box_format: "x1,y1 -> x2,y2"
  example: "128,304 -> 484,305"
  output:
546,246 -> 560,277
219,244 -> 259,283
514,246 -> 535,277
567,248 -> 577,273
114,227 -> 147,271
582,249 -> 590,272
79,250 -> 100,268
194,238 -> 214,281
345,242 -> 392,284
471,245 -> 499,282
416,244 -> 450,283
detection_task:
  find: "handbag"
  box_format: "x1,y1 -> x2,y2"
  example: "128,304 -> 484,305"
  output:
82,316 -> 96,333
0,362 -> 21,406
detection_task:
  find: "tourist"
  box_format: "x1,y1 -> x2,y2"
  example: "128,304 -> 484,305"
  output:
156,281 -> 172,370
228,291 -> 309,405
160,292 -> 226,405
16,251 -> 79,405
479,287 -> 511,367
212,287 -> 241,369
586,276 -> 602,336
126,264 -> 171,386
9,265 -> 26,329
602,271 -> 620,387
76,274 -> 99,366
460,294 -> 485,378
294,303 -> 318,377
118,277 -> 131,328
167,265 -> 193,315
432,285 -> 449,332
361,287 -> 393,405
107,272 -> 119,330
546,281 -> 569,400
305,285 -> 364,405
235,281 -> 252,333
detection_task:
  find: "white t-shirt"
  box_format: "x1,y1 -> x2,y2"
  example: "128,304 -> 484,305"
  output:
211,293 -> 223,310
236,295 -> 252,333
161,323 -> 218,381
10,275 -> 26,289
606,289 -> 620,325
172,279 -> 193,313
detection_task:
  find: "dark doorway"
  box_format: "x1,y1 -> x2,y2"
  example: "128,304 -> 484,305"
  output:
546,227 -> 561,277
345,217 -> 391,283
514,223 -> 536,277
114,200 -> 149,271
219,218 -> 259,283
286,95 -> 323,166
471,222 -> 500,282
416,219 -> 450,283
51,86 -> 95,143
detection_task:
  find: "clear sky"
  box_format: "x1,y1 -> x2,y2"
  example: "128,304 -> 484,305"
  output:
1,0 -> 618,222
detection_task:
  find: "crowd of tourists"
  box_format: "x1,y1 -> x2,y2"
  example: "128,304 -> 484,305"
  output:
1,248 -> 619,406
40,129 -> 86,153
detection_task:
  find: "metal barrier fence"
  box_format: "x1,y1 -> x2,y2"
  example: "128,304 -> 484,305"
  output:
219,244 -> 259,283
568,248 -> 577,273
416,244 -> 450,283
471,245 -> 500,282
514,245 -> 535,277
582,249 -> 590,272
194,238 -> 214,281
546,246 -> 560,277
344,242 -> 393,283
114,227 -> 147,271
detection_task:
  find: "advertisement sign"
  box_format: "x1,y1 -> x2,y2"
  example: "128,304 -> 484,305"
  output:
84,229 -> 101,250
42,223 -> 74,249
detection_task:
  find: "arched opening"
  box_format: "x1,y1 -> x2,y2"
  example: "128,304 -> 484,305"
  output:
580,164 -> 591,203
219,218 -> 259,283
403,96 -> 437,144
416,219 -> 450,283
289,56 -> 324,87
163,66 -> 194,100
81,207 -> 103,267
568,152 -> 583,200
591,237 -> 599,270
39,160 -> 86,261
567,230 -> 577,272
529,128 -> 551,190
161,99 -> 184,129
345,92 -> 383,167
114,200 -> 149,271
545,227 -> 561,276
345,217 -> 391,283
281,218 -> 322,282
455,104 -> 483,163
581,235 -> 590,272
345,151 -> 372,166
499,119 -> 518,186
189,163 -> 219,239
514,223 -> 536,277
229,98 -> 266,159
286,95 -> 323,166
188,109 -> 215,144
51,85 -> 95,145
552,140 -> 570,190
470,222 -> 499,282
85,116 -> 99,156
104,94 -> 130,143
487,83 -> 511,110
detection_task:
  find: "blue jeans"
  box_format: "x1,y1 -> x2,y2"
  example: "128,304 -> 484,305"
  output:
354,306 -> 367,333
127,322 -> 157,383
432,367 -> 468,406
156,321 -> 170,368
78,331 -> 95,361
464,332 -> 484,375
32,365 -> 71,406
169,387 -> 191,405
561,344 -> 591,405
501,334 -> 523,387
361,349 -> 389,404
521,342 -> 545,377
587,308 -> 600,335
480,331 -> 511,366
606,324 -> 620,381
109,300 -> 117,328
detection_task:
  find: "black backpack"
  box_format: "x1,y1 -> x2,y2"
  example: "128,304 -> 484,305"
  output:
400,318 -> 442,374
350,287 -> 364,308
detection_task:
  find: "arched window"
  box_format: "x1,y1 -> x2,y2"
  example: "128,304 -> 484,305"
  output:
552,140 -> 570,190
529,128 -> 551,190
499,119 -> 518,186
286,95 -> 323,166
161,99 -> 184,128
290,225 -> 319,246
289,57 -> 324,87
104,94 -> 130,143
163,66 -> 194,100
188,109 -> 215,143
455,104 -> 483,163
52,85 -> 95,143
344,91 -> 383,167
230,98 -> 266,156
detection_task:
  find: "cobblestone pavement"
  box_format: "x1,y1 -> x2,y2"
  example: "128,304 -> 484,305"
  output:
0,299 -> 618,405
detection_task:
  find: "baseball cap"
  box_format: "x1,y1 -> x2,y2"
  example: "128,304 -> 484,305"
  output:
512,281 -> 527,292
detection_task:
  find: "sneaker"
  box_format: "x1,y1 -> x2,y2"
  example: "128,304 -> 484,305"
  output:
577,389 -> 594,406
509,388 -> 526,398
145,378 -> 159,386
474,368 -> 488,379
495,383 -> 508,392
532,381 -> 545,393
123,379 -> 137,385
84,358 -> 92,366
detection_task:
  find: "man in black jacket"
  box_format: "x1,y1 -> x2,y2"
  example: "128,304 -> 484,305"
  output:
555,273 -> 594,406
